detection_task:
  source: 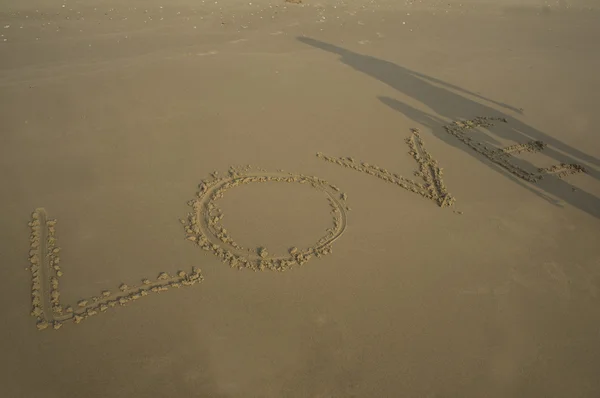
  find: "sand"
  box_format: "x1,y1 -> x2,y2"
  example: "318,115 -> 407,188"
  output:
1,0 -> 600,396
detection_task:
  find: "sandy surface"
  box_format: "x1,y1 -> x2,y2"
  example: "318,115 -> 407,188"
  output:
1,0 -> 600,397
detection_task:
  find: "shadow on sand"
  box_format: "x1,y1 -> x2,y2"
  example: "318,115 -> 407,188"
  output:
297,37 -> 600,219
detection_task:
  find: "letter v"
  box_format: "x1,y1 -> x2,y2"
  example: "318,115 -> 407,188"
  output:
316,129 -> 455,207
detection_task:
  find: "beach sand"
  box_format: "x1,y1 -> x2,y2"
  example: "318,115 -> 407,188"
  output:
1,0 -> 600,396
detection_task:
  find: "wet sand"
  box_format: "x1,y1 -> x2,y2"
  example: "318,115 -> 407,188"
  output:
1,0 -> 600,397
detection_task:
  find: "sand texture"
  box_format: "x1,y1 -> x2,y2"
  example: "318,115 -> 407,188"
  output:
1,0 -> 600,397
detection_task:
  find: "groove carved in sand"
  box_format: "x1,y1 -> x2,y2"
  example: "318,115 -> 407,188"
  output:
316,129 -> 455,208
443,117 -> 587,182
183,165 -> 348,272
28,208 -> 204,331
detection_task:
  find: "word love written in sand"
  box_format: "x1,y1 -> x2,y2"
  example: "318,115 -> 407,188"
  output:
27,121 -> 586,331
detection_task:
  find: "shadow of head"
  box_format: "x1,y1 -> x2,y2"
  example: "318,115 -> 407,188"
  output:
297,36 -> 350,56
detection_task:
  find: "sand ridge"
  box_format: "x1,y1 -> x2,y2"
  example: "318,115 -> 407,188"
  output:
317,128 -> 456,208
184,164 -> 348,272
443,116 -> 587,183
28,208 -> 204,331
539,162 -> 587,179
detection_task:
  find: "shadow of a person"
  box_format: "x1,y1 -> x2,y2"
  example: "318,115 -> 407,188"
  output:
298,37 -> 600,218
